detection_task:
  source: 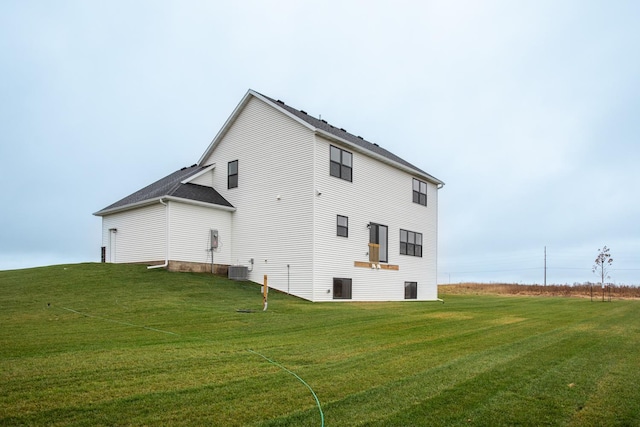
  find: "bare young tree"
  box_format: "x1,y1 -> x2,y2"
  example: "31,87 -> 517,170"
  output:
592,246 -> 613,302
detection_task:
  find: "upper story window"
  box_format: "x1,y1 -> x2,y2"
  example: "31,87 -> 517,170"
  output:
337,215 -> 348,237
400,229 -> 423,257
228,160 -> 238,189
330,145 -> 352,182
413,178 -> 427,206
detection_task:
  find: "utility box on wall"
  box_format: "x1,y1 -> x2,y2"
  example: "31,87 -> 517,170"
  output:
210,229 -> 218,250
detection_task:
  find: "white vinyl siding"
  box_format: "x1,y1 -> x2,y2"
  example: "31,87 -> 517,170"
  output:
100,201 -> 233,266
97,92 -> 441,302
189,170 -> 214,187
168,202 -> 233,265
201,96 -> 315,300
101,203 -> 166,263
312,135 -> 439,301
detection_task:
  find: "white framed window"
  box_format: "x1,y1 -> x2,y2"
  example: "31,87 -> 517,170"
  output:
413,178 -> 427,206
330,145 -> 353,182
400,229 -> 422,257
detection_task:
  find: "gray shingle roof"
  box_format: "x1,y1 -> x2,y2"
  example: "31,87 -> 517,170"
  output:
258,92 -> 443,185
94,165 -> 233,215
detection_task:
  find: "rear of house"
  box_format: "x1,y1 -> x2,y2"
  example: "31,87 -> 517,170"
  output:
311,132 -> 440,301
95,89 -> 444,302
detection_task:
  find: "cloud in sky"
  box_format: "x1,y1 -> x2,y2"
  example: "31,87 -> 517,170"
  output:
1,0 -> 638,284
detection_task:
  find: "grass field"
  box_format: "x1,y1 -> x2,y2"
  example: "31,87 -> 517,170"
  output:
1,264 -> 639,426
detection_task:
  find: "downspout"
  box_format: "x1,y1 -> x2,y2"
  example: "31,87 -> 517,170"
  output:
148,198 -> 169,269
436,182 -> 444,301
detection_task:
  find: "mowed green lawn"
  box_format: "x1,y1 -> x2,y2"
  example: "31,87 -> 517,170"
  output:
1,264 -> 639,426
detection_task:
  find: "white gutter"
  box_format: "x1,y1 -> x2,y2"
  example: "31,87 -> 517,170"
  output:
148,198 -> 169,270
163,196 -> 236,212
94,196 -> 236,217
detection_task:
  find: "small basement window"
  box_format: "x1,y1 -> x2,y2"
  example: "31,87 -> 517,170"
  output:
333,278 -> 352,299
405,281 -> 417,299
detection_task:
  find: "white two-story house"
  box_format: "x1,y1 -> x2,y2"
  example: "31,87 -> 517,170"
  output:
94,90 -> 444,302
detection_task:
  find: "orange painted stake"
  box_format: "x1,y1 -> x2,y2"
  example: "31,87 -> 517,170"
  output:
263,275 -> 268,311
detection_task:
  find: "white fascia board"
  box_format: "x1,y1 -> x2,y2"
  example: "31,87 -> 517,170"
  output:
254,92 -> 443,186
163,196 -> 236,212
249,91 -> 317,131
181,163 -> 216,184
93,198 -> 165,216
197,90 -> 255,166
315,129 -> 445,187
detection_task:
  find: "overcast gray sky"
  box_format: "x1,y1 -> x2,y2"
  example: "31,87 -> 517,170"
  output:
1,0 -> 638,284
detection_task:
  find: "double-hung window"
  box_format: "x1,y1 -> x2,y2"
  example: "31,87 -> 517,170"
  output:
228,160 -> 238,189
337,215 -> 348,237
413,178 -> 427,206
330,145 -> 352,181
400,229 -> 422,257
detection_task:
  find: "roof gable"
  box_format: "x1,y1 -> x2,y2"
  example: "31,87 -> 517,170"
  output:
94,165 -> 233,216
198,90 -> 444,186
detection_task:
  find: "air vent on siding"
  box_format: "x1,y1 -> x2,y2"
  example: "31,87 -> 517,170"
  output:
228,265 -> 248,281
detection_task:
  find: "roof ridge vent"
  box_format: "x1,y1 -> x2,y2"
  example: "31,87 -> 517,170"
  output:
180,166 -> 187,170
191,164 -> 197,167
340,128 -> 347,132
276,99 -> 285,105
357,135 -> 363,139
300,110 -> 307,115
373,143 -> 379,147
321,119 -> 327,123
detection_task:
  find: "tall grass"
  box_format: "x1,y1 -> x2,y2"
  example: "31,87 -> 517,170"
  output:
441,282 -> 640,299
1,264 -> 639,426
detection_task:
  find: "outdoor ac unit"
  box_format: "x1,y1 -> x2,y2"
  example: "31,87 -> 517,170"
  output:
228,265 -> 248,281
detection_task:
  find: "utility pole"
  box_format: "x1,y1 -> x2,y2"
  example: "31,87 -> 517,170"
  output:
544,246 -> 547,287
